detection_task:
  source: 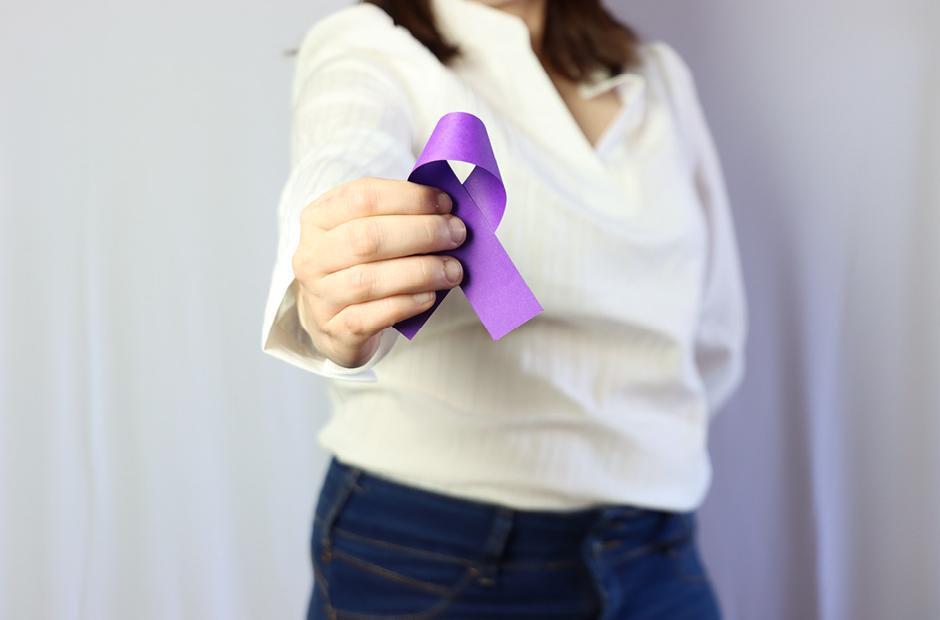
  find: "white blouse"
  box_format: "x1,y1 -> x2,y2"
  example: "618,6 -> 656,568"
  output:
260,0 -> 748,511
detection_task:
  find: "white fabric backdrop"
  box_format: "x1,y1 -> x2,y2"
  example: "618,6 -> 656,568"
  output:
1,1 -> 937,618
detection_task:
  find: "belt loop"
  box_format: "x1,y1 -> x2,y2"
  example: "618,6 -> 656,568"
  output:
319,465 -> 363,563
475,506 -> 514,586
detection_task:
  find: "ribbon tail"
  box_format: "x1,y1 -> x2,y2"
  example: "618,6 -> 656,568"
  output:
392,112 -> 542,341
400,163 -> 542,341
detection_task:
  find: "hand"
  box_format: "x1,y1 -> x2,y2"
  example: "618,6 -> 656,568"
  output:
291,177 -> 466,368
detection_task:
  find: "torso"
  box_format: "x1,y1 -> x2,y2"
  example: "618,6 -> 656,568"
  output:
306,2 -> 724,511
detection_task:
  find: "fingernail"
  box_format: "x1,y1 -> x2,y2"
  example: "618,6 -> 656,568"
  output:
413,291 -> 435,304
448,216 -> 466,244
443,258 -> 462,284
437,192 -> 452,213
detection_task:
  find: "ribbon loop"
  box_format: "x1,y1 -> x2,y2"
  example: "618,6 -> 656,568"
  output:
393,112 -> 543,341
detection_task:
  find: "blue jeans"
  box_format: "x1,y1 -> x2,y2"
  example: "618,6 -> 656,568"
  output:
307,456 -> 722,620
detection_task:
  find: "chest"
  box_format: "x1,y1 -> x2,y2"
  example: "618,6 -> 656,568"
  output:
547,72 -> 623,148
410,60 -> 708,325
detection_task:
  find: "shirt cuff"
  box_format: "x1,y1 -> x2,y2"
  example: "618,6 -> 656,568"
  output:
260,269 -> 399,381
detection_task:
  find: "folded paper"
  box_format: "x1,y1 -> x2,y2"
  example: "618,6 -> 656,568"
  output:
393,112 -> 543,340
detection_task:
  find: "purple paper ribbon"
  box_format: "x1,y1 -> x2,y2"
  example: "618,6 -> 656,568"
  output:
393,112 -> 543,341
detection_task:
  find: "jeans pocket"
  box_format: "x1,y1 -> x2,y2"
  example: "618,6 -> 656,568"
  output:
321,527 -> 476,619
311,465 -> 479,619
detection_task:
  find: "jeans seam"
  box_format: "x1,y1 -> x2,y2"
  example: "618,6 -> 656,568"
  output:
605,521 -> 695,566
331,547 -> 471,595
315,464 -> 364,620
599,517 -> 708,584
332,525 -> 579,572
331,527 -> 476,565
330,563 -> 477,620
580,539 -> 609,617
311,542 -> 334,618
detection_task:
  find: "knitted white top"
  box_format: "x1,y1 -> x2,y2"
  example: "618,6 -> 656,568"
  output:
261,0 -> 748,511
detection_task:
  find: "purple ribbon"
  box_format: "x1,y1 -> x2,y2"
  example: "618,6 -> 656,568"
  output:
393,112 -> 543,341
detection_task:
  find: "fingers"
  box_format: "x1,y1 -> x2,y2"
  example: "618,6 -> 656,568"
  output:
311,255 -> 464,316
303,177 -> 452,231
290,175 -> 465,358
325,291 -> 440,346
313,213 -> 467,275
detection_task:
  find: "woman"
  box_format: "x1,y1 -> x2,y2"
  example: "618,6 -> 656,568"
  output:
261,0 -> 747,617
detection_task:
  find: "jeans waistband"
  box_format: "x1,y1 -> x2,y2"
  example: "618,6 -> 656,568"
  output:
317,456 -> 687,553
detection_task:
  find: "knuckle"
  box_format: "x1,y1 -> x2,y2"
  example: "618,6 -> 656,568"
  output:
341,308 -> 370,339
380,297 -> 400,321
346,265 -> 376,300
346,220 -> 382,259
291,251 -> 309,281
292,242 -> 324,282
318,317 -> 336,339
374,296 -> 398,323
297,297 -> 320,335
421,216 -> 442,247
301,275 -> 322,300
335,178 -> 357,199
333,181 -> 357,211
420,256 -> 439,284
348,177 -> 378,216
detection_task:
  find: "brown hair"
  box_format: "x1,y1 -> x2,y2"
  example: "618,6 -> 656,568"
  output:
363,0 -> 643,81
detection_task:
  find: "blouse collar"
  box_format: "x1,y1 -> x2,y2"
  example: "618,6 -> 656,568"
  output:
431,0 -> 646,100
430,0 -> 649,169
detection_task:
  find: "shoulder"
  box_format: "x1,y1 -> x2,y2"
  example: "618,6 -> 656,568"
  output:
637,40 -> 697,102
295,3 -> 440,74
636,40 -> 712,153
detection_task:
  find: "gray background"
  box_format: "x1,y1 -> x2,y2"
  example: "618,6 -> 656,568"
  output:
2,0 -> 938,618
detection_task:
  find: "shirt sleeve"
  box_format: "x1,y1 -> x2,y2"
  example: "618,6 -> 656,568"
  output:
259,15 -> 416,381
649,42 -> 749,416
